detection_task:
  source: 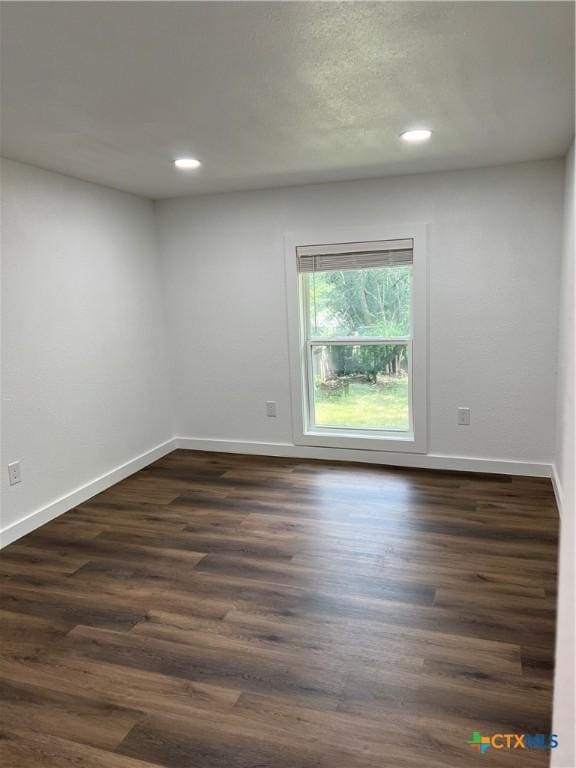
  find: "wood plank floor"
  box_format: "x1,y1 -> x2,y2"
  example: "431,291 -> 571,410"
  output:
0,450 -> 558,767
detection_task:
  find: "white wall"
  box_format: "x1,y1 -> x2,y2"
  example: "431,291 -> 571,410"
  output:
1,159 -> 174,543
552,142 -> 575,768
156,159 -> 564,470
554,142 -> 576,515
0,157 -> 566,547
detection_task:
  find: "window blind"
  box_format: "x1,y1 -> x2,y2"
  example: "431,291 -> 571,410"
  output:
297,238 -> 413,273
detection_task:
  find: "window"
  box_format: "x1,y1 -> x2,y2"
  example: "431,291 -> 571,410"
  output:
286,227 -> 427,453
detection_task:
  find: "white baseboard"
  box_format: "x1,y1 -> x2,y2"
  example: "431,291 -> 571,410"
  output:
551,464 -> 564,517
0,436 -> 554,550
0,438 -> 177,549
175,436 -> 553,478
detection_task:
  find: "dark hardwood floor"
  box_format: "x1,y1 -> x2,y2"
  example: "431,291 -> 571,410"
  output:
0,450 -> 558,767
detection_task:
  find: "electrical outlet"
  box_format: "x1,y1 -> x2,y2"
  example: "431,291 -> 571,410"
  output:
457,407 -> 471,426
266,401 -> 277,417
8,461 -> 22,485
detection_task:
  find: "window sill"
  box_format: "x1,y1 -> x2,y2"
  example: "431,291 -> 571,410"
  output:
295,430 -> 426,454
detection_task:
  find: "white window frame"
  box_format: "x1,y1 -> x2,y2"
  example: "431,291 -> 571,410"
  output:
285,224 -> 428,454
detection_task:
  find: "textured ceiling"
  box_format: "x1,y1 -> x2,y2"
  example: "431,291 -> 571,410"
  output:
1,1 -> 573,199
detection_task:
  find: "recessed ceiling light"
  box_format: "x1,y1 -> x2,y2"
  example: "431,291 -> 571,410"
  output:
174,157 -> 202,170
400,129 -> 432,143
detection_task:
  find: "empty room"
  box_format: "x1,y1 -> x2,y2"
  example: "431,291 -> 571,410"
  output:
0,1 -> 574,767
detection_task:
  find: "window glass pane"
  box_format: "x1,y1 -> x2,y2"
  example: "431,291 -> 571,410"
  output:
311,344 -> 409,431
305,266 -> 411,338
